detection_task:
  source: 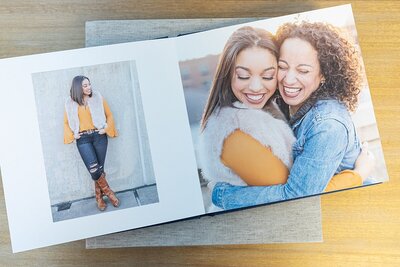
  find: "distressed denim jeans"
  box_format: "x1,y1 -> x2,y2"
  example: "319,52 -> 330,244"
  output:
76,132 -> 108,180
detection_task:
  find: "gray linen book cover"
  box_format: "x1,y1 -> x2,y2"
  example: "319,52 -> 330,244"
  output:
85,18 -> 322,248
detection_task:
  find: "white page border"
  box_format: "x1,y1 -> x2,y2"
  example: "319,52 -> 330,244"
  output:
0,38 -> 204,252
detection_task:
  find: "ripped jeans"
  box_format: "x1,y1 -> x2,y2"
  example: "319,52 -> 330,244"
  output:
76,131 -> 108,181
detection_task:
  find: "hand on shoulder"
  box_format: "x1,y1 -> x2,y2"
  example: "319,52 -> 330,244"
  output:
354,142 -> 376,181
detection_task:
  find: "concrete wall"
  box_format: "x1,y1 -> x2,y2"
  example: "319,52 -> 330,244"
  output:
32,61 -> 155,205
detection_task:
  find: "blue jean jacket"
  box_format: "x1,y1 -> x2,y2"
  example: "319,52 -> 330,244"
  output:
212,100 -> 361,210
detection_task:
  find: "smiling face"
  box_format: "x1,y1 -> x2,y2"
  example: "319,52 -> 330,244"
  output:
231,46 -> 277,109
81,78 -> 92,96
277,38 -> 324,114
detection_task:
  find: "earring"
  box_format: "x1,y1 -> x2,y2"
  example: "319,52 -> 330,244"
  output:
320,78 -> 326,88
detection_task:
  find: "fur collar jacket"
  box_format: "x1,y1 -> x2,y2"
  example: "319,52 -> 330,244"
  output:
199,101 -> 296,186
65,90 -> 107,135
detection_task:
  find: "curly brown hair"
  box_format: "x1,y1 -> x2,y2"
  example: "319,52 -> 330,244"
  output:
275,21 -> 362,111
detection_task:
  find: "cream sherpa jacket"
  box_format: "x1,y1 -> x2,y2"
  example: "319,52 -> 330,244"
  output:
65,90 -> 107,135
199,101 -> 296,186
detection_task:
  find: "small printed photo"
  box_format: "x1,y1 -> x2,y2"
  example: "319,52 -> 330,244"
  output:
31,60 -> 159,222
177,6 -> 389,213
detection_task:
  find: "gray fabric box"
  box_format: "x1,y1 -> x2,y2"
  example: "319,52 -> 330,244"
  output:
85,18 -> 322,248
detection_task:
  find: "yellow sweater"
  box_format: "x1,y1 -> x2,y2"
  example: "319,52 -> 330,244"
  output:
221,130 -> 362,192
64,99 -> 118,144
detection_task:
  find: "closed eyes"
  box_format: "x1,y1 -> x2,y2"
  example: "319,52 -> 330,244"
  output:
237,76 -> 273,81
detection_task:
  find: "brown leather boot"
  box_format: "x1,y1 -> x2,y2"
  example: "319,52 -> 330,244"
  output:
95,182 -> 107,211
96,173 -> 120,207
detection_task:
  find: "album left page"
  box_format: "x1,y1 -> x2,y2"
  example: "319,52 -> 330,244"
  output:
0,37 -> 204,252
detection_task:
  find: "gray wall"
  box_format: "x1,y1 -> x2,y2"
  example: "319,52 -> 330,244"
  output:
32,61 -> 155,205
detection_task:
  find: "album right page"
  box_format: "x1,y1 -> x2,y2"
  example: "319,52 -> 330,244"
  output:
175,4 -> 389,213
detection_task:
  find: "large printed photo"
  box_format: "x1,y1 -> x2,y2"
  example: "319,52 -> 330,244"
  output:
177,5 -> 389,213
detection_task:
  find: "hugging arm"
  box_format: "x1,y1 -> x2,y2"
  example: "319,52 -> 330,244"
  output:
213,119 -> 356,210
221,129 -> 289,186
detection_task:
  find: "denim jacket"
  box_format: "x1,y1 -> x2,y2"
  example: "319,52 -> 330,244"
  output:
212,99 -> 361,210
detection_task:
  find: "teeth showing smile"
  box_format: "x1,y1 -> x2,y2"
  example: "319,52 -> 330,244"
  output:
245,94 -> 264,101
284,87 -> 301,94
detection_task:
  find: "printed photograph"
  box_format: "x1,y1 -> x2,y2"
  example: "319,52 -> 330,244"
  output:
176,5 -> 389,213
31,60 -> 159,222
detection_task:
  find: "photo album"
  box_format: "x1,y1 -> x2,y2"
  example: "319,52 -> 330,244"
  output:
0,4 -> 389,252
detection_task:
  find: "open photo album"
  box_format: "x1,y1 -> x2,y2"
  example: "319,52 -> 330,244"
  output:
0,4 -> 389,252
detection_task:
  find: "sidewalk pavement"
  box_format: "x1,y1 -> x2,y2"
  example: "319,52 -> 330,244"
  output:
51,184 -> 159,222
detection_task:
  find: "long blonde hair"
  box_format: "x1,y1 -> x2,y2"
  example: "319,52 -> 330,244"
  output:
200,26 -> 278,130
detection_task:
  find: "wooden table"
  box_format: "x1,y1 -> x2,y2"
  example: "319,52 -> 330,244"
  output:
0,1 -> 399,266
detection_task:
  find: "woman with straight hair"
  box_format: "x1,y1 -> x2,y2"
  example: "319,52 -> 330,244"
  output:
64,75 -> 120,211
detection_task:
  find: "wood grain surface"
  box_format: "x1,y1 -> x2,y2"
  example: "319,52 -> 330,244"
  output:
0,1 -> 399,266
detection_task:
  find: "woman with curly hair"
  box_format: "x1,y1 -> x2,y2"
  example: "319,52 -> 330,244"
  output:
210,21 -> 373,210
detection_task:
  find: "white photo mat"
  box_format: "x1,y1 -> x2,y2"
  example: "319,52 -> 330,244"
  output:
0,39 -> 204,252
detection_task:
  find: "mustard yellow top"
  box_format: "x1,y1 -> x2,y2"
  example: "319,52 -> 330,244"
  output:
221,130 -> 362,192
64,99 -> 118,144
